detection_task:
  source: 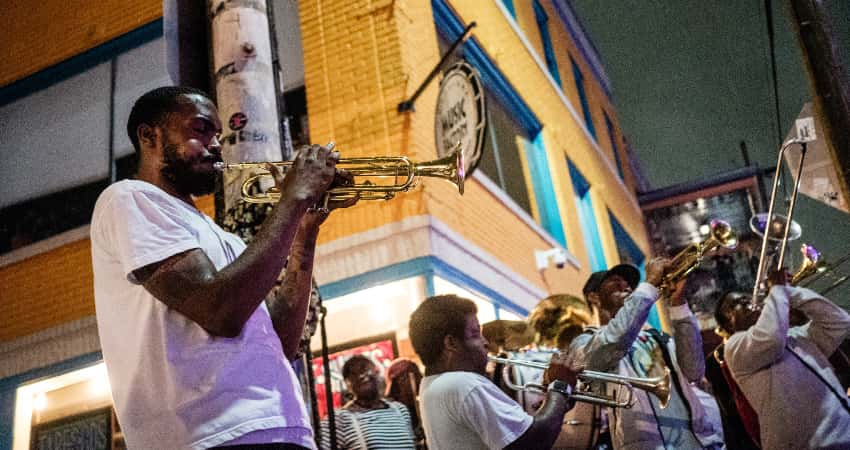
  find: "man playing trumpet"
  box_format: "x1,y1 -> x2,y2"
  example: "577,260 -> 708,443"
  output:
568,260 -> 725,450
409,295 -> 580,450
716,269 -> 850,449
91,86 -> 356,449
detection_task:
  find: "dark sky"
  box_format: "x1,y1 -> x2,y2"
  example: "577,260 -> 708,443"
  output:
569,1 -> 850,303
570,0 -> 850,188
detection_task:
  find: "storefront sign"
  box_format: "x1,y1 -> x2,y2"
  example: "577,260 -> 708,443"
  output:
435,61 -> 485,175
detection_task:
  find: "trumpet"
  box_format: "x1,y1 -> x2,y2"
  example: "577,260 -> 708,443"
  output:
791,244 -> 823,285
658,219 -> 738,297
488,355 -> 670,409
215,145 -> 466,204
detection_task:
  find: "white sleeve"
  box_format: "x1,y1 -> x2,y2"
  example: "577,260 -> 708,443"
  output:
96,187 -> 199,283
458,381 -> 533,450
788,286 -> 850,357
726,286 -> 790,375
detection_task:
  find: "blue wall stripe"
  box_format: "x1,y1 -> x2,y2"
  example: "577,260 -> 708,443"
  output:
0,19 -> 164,107
320,255 -> 529,316
432,0 -> 541,136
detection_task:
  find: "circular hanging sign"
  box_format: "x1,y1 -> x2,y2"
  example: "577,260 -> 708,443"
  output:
434,61 -> 485,176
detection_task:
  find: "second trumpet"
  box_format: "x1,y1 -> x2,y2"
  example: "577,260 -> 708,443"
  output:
489,355 -> 670,409
216,146 -> 466,204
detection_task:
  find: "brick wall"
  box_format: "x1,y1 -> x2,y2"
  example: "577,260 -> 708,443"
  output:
0,0 -> 161,87
0,239 -> 94,341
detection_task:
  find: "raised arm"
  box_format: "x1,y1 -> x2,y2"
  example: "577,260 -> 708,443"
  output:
268,171 -> 358,358
569,283 -> 658,371
134,146 -> 338,337
267,214 -> 321,359
788,286 -> 850,357
725,285 -> 791,375
667,282 -> 705,382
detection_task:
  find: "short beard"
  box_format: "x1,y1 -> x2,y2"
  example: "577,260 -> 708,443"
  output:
160,142 -> 217,197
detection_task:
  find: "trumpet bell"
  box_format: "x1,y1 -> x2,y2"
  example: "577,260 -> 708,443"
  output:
791,244 -> 825,285
750,213 -> 802,242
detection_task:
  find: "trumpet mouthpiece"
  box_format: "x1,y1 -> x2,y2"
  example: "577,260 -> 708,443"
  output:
213,162 -> 227,171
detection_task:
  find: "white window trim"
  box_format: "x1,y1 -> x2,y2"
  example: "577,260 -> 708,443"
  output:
492,0 -> 638,211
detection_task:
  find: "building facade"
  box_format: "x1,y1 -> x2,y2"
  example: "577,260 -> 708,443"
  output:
0,0 -> 650,447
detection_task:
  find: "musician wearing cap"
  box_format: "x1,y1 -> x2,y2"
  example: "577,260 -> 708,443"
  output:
715,269 -> 850,449
569,261 -> 725,450
409,294 -> 580,450
90,86 -> 356,449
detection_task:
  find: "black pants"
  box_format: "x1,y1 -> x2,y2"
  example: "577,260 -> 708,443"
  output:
212,444 -> 311,450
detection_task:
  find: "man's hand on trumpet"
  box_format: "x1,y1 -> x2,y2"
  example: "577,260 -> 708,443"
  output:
645,256 -> 671,288
542,351 -> 580,390
267,143 -> 340,207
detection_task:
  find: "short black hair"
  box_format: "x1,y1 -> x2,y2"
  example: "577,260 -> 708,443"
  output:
409,295 -> 477,366
714,290 -> 737,334
126,86 -> 211,154
341,354 -> 375,380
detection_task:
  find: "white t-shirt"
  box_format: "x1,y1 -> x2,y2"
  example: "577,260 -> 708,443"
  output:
90,180 -> 314,450
419,371 -> 532,450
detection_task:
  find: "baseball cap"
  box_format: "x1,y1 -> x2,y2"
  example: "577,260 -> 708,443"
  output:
582,264 -> 640,295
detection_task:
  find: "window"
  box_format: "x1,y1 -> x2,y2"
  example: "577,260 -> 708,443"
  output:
570,57 -> 596,140
568,160 -> 606,271
500,0 -> 516,18
533,0 -> 562,86
604,112 -> 625,180
478,95 -> 533,216
433,7 -> 568,247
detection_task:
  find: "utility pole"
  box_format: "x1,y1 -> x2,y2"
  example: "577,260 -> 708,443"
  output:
208,0 -> 285,219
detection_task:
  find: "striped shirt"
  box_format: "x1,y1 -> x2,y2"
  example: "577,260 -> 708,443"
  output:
319,400 -> 416,450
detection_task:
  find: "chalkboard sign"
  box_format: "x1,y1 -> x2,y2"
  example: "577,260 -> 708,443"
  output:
31,407 -> 112,450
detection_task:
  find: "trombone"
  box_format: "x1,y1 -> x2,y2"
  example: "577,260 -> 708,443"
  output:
488,355 -> 671,409
750,138 -> 809,303
215,145 -> 466,204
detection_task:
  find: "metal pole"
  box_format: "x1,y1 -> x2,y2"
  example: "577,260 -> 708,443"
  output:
776,143 -> 807,269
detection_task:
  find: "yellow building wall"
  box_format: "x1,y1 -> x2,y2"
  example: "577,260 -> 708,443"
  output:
0,240 -> 94,342
0,1 -> 161,87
